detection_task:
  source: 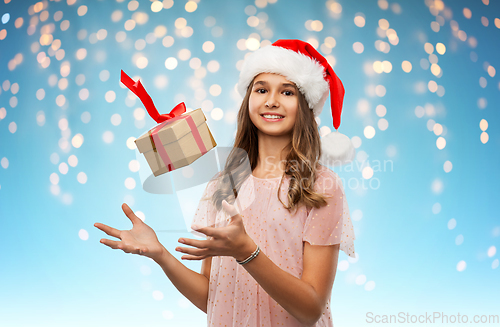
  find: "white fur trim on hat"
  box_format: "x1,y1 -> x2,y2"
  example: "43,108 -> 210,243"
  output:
237,45 -> 329,117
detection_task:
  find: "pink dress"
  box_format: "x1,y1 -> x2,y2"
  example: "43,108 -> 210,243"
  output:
191,165 -> 356,327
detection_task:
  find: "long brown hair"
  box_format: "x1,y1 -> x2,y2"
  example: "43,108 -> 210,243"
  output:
210,76 -> 330,214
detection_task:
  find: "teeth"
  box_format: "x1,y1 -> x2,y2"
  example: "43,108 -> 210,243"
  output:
262,115 -> 284,119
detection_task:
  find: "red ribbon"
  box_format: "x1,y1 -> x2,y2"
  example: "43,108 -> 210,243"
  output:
120,70 -> 186,123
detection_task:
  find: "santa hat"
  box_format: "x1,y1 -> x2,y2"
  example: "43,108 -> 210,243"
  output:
237,39 -> 355,166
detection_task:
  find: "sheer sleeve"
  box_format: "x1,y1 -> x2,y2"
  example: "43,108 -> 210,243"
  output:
302,169 -> 356,257
190,175 -> 219,239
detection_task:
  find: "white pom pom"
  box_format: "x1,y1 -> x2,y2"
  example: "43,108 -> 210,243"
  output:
320,130 -> 356,166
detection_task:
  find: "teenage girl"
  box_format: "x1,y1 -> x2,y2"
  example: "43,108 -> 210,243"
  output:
95,39 -> 356,327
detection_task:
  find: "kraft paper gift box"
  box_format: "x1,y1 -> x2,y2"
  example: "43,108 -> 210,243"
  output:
134,108 -> 217,177
120,70 -> 216,177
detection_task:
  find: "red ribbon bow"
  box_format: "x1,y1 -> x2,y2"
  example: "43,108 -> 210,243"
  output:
120,70 -> 186,123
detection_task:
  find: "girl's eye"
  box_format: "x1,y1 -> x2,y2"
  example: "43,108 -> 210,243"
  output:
256,88 -> 267,94
283,90 -> 294,96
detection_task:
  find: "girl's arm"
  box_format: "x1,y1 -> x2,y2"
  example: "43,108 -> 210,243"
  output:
95,204 -> 210,313
153,247 -> 211,313
237,239 -> 339,326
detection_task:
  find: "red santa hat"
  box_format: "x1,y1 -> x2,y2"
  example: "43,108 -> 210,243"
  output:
237,39 -> 355,166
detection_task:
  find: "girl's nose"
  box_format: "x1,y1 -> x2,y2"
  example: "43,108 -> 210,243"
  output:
266,92 -> 279,108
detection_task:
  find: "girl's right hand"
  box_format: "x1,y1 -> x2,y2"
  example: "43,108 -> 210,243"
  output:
94,203 -> 165,262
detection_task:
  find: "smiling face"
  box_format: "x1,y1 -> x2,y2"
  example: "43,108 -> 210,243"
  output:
248,73 -> 299,138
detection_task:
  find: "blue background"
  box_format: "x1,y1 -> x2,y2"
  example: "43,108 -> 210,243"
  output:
0,0 -> 499,326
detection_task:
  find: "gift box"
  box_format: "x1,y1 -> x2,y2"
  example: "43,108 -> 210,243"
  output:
135,108 -> 217,176
120,70 -> 217,177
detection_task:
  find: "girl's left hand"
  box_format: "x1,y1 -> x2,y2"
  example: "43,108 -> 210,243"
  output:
176,200 -> 256,262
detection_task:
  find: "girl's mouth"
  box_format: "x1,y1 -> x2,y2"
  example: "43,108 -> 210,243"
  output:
261,114 -> 285,122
